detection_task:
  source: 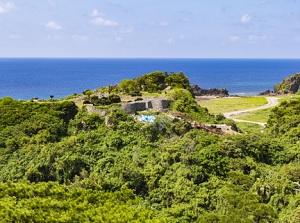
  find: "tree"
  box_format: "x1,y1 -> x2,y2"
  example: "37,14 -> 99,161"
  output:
137,71 -> 167,92
119,79 -> 140,94
82,89 -> 93,99
165,72 -> 190,89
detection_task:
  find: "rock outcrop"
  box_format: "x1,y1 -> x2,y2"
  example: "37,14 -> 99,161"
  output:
259,90 -> 276,96
274,73 -> 300,94
191,84 -> 229,96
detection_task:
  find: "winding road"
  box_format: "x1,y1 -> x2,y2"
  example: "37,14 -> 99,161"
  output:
223,97 -> 280,126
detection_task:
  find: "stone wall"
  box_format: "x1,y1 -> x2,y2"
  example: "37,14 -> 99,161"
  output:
86,99 -> 172,115
86,104 -> 107,116
122,102 -> 147,114
148,99 -> 171,109
122,99 -> 172,114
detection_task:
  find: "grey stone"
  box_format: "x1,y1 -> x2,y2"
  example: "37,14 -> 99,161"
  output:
122,99 -> 171,114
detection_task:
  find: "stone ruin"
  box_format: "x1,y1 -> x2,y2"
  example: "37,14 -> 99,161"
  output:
85,104 -> 107,116
122,99 -> 172,114
85,99 -> 172,115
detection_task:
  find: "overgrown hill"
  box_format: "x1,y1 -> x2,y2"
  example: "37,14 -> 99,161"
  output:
0,73 -> 300,222
274,72 -> 300,94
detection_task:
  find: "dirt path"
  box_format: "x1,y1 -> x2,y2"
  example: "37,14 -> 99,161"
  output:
223,97 -> 280,126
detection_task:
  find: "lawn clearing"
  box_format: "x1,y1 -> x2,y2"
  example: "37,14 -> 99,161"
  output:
235,108 -> 272,123
235,122 -> 264,134
199,97 -> 268,114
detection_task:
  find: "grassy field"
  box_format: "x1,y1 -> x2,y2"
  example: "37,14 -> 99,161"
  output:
199,97 -> 268,114
278,94 -> 300,102
235,122 -> 264,134
235,108 -> 272,123
235,95 -> 300,124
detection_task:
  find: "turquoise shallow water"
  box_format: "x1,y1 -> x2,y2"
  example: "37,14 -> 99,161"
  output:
0,58 -> 299,99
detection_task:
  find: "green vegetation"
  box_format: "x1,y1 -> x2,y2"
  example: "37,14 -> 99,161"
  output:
84,94 -> 121,106
200,97 -> 267,113
235,108 -> 272,123
0,181 -> 162,223
235,122 -> 264,134
0,73 -> 300,222
278,95 -> 300,102
119,79 -> 141,94
99,71 -> 190,96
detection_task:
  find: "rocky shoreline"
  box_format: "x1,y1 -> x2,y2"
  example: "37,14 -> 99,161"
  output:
191,84 -> 229,97
260,72 -> 300,96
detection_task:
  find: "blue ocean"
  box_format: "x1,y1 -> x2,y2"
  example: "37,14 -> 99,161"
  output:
0,58 -> 299,100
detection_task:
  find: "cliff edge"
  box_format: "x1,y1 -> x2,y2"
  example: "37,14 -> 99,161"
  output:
274,72 -> 300,94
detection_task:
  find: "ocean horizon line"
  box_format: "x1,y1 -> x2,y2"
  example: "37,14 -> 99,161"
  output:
0,57 -> 299,60
0,58 -> 299,99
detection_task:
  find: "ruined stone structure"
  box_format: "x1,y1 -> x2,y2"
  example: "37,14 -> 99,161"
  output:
122,101 -> 147,114
148,99 -> 171,109
122,99 -> 171,114
85,104 -> 107,116
85,99 -> 171,115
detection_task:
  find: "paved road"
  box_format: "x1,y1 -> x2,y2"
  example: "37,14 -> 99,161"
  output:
223,97 -> 280,126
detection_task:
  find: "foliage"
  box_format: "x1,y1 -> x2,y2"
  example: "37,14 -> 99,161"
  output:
165,72 -> 190,89
0,181 -> 163,223
137,71 -> 167,93
117,71 -> 191,94
0,89 -> 299,222
267,98 -> 300,136
82,89 -> 93,98
0,98 -> 77,148
170,89 -> 213,122
84,94 -> 121,106
119,79 -> 141,94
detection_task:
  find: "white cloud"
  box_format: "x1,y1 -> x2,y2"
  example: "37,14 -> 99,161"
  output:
72,35 -> 88,42
159,21 -> 169,27
247,35 -> 268,43
45,21 -> 63,30
91,9 -> 100,17
89,9 -> 118,26
241,14 -> 251,24
228,35 -> 240,42
90,17 -> 118,26
0,2 -> 15,14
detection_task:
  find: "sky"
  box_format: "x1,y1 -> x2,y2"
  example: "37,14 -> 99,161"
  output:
1,0 -> 300,58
